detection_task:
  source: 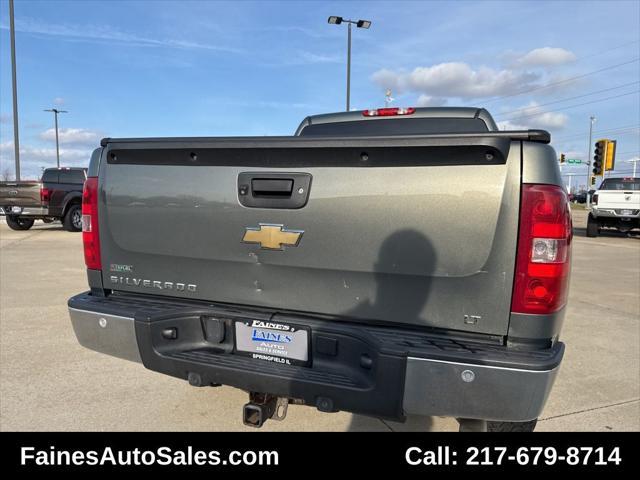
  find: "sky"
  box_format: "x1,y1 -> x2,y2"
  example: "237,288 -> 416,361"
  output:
0,0 -> 638,188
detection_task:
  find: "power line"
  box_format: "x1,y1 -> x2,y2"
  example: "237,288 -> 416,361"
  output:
497,81 -> 640,117
573,40 -> 640,62
506,90 -> 639,122
534,128 -> 635,146
555,124 -> 640,141
608,129 -> 640,136
482,57 -> 640,105
592,129 -> 640,139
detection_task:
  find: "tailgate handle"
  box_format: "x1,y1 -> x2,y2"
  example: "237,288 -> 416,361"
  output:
238,172 -> 312,209
251,178 -> 293,197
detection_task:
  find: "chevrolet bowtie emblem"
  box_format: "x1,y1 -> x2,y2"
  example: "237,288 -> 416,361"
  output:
242,224 -> 304,250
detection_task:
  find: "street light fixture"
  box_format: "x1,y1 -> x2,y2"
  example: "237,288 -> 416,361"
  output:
327,15 -> 372,111
44,108 -> 68,168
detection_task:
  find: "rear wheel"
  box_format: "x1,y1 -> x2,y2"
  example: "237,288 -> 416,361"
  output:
487,419 -> 538,432
586,213 -> 599,237
5,215 -> 35,231
63,204 -> 82,232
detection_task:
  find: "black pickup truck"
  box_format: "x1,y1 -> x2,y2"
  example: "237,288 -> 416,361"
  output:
0,167 -> 86,231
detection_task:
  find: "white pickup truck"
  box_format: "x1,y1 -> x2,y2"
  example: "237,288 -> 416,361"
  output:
588,177 -> 640,237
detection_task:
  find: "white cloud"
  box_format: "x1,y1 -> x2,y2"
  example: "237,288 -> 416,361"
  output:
372,62 -> 540,99
53,97 -> 65,106
516,47 -> 576,67
528,111 -> 568,129
39,128 -> 101,146
0,141 -> 92,179
371,69 -> 403,91
499,101 -> 568,129
416,95 -> 448,107
496,120 -> 528,131
0,113 -> 11,124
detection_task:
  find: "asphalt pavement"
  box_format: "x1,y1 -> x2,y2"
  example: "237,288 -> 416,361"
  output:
0,207 -> 638,431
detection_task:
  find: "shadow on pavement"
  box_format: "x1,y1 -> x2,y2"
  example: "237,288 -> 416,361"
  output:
573,226 -> 640,239
347,413 -> 438,432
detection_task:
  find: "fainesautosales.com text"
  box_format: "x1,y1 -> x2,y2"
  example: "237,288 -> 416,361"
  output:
20,446 -> 279,467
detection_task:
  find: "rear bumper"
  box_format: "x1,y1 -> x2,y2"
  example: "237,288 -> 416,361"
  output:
0,206 -> 49,216
68,291 -> 563,422
591,207 -> 640,219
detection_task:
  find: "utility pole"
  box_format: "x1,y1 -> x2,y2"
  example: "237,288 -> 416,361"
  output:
9,0 -> 20,181
628,158 -> 639,177
44,108 -> 68,168
346,21 -> 351,112
586,115 -> 596,206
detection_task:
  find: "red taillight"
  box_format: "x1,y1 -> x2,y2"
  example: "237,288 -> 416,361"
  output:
362,107 -> 416,117
511,184 -> 572,314
40,187 -> 50,203
82,177 -> 101,270
592,193 -> 598,205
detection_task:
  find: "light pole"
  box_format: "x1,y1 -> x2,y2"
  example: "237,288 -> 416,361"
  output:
327,16 -> 371,112
44,108 -> 68,168
586,115 -> 596,205
9,0 -> 20,181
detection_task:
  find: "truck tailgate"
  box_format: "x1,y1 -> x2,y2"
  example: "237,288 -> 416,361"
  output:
0,182 -> 41,209
98,135 -> 521,335
596,190 -> 640,210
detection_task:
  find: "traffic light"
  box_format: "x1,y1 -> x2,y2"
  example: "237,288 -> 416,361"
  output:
591,177 -> 597,186
593,140 -> 606,176
605,139 -> 616,171
560,153 -> 566,164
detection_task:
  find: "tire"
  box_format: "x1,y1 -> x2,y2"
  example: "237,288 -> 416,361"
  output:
586,213 -> 599,237
487,419 -> 538,432
5,215 -> 35,231
63,204 -> 82,232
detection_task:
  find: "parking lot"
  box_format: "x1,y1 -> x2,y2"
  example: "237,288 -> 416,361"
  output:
0,206 -> 638,432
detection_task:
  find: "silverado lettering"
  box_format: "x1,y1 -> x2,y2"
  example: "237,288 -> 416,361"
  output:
109,276 -> 197,292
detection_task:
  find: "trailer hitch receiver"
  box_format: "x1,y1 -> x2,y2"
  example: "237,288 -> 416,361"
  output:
243,392 -> 289,428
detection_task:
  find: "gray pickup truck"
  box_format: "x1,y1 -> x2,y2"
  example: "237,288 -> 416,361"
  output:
68,107 -> 572,431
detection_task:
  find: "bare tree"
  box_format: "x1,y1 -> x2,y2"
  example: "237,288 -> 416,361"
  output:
1,167 -> 13,181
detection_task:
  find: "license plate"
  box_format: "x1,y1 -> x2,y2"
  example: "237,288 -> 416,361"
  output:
621,210 -> 633,216
235,320 -> 310,366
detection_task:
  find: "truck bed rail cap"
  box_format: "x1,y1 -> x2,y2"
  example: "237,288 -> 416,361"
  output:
99,130 -> 550,147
